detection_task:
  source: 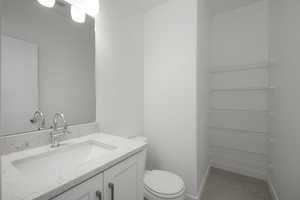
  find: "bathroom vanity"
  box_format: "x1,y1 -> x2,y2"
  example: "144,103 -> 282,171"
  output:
1,133 -> 147,200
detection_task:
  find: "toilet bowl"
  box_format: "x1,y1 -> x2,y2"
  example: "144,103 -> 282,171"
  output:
131,137 -> 186,200
144,170 -> 185,200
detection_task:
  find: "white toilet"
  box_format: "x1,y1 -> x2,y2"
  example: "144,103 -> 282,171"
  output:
132,137 -> 185,200
144,170 -> 185,200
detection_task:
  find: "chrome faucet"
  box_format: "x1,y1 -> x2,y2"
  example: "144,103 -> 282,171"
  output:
30,110 -> 46,130
50,113 -> 71,148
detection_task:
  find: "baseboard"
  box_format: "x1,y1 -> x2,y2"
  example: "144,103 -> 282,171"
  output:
185,193 -> 198,200
268,177 -> 280,200
198,166 -> 211,199
185,166 -> 211,200
210,162 -> 267,180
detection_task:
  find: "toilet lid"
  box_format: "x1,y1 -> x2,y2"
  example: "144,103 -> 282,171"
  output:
144,170 -> 185,196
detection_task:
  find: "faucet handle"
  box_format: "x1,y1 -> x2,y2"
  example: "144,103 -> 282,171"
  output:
30,110 -> 46,130
62,122 -> 71,134
65,129 -> 72,134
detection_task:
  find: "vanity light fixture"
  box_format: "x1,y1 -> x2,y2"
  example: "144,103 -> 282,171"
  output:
63,0 -> 99,17
84,0 -> 100,17
37,0 -> 93,23
37,0 -> 56,8
71,5 -> 86,23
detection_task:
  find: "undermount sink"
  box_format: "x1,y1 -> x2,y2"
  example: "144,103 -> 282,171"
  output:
12,140 -> 116,182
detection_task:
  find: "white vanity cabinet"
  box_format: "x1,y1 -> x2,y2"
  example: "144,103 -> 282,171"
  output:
103,150 -> 145,200
52,150 -> 146,200
52,173 -> 104,200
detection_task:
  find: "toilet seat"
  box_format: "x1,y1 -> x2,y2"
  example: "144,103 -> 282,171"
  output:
144,185 -> 185,199
144,170 -> 185,199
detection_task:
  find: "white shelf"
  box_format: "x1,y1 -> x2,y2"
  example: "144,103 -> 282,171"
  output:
211,145 -> 268,156
209,62 -> 271,73
208,126 -> 269,134
209,108 -> 270,112
210,86 -> 274,92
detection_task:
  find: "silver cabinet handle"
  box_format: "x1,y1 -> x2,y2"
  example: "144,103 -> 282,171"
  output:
96,190 -> 102,200
108,183 -> 114,200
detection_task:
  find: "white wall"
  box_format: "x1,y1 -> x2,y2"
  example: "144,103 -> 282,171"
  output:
95,0 -> 144,138
208,0 -> 262,16
210,1 -> 268,66
197,0 -> 210,193
269,0 -> 300,199
0,0 -> 2,197
2,0 -> 95,128
144,0 -> 209,197
95,0 -> 210,197
209,1 -> 269,179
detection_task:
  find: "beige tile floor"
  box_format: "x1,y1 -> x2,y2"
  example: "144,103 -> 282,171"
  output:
201,168 -> 272,200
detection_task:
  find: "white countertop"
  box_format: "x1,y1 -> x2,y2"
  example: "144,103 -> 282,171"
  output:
1,133 -> 147,200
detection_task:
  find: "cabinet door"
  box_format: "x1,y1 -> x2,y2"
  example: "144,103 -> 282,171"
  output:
53,173 -> 103,200
104,151 -> 146,200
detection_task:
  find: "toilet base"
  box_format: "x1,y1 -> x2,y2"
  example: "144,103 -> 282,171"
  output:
144,188 -> 185,200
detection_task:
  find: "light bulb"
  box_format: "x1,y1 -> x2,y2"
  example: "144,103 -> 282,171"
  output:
71,5 -> 86,23
85,0 -> 99,17
37,0 -> 55,8
63,0 -> 99,17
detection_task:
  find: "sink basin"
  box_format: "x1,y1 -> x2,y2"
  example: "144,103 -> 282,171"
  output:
12,140 -> 116,182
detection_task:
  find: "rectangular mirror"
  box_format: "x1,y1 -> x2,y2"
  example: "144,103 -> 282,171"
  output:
0,0 -> 96,136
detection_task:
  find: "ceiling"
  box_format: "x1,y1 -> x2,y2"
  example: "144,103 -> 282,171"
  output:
139,0 -> 169,10
101,0 -> 169,17
139,0 -> 264,14
104,0 -> 264,16
208,0 -> 263,15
